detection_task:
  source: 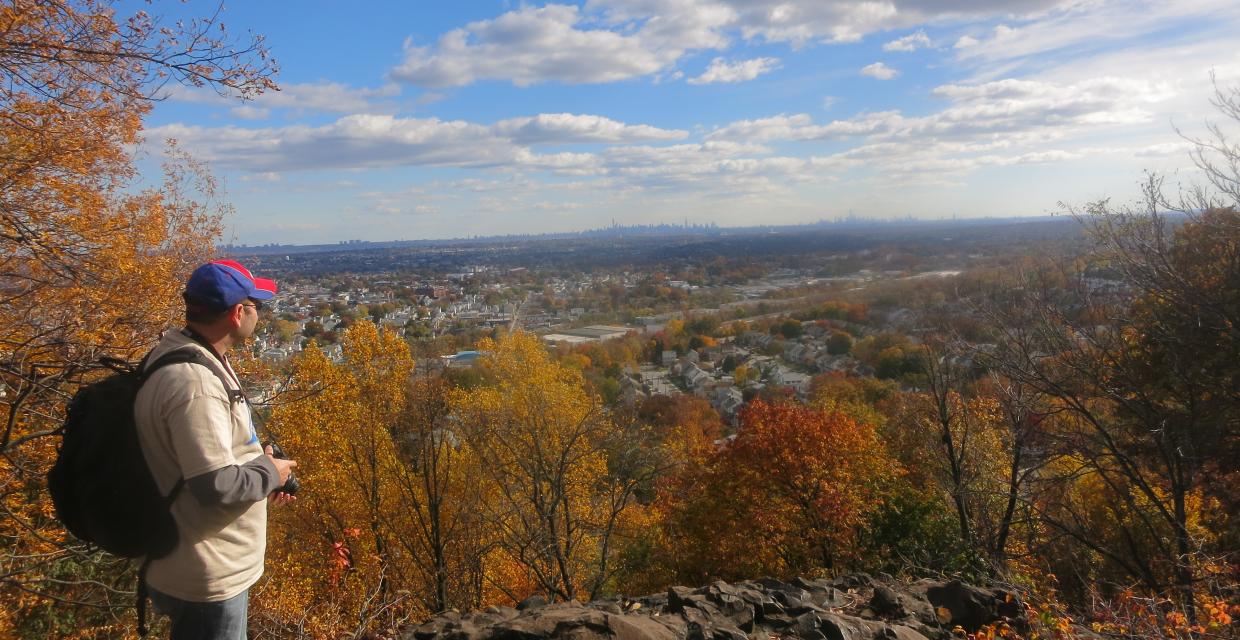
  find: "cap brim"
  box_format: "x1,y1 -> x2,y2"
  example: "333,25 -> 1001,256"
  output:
251,277 -> 277,299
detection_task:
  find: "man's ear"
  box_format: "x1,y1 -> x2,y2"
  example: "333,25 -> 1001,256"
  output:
229,303 -> 246,327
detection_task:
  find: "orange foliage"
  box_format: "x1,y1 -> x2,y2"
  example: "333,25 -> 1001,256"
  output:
651,400 -> 896,584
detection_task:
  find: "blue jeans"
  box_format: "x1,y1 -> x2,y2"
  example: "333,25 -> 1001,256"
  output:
149,587 -> 249,640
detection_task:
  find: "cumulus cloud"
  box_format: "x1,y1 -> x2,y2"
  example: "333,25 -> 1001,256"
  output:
169,82 -> 402,114
230,105 -> 270,120
927,77 -> 1174,132
239,172 -> 282,183
707,112 -> 901,142
392,4 -> 727,87
710,76 -> 1175,146
883,31 -> 930,52
860,62 -> 899,80
493,113 -> 688,144
695,72 -> 1188,182
159,71 -> 1173,196
390,0 -> 1086,88
146,112 -> 687,173
587,0 -> 1071,47
688,57 -> 781,84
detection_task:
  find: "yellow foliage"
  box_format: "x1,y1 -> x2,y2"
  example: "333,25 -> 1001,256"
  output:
0,1 -> 274,634
450,332 -> 642,602
258,322 -> 422,637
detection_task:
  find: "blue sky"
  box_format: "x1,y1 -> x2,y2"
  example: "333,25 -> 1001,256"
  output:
135,0 -> 1240,245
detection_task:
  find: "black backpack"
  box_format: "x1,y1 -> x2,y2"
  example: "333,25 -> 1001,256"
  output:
48,348 -> 217,557
47,347 -> 229,634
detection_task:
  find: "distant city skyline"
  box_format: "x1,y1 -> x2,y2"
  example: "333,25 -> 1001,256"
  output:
223,213 -> 1070,252
138,0 -> 1240,245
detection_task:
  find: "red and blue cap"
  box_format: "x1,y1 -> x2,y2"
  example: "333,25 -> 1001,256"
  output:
184,259 -> 277,310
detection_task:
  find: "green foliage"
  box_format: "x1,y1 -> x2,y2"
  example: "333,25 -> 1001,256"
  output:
861,485 -> 986,579
773,319 -> 803,339
827,332 -> 853,355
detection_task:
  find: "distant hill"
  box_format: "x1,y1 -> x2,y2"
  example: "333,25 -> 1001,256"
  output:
224,216 -> 1071,256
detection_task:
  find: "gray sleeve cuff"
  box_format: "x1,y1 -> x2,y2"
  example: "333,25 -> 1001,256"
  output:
186,455 -> 281,506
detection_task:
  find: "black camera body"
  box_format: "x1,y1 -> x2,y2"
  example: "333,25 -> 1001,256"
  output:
265,441 -> 300,496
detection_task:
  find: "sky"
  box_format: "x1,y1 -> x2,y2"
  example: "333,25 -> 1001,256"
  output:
133,0 -> 1240,245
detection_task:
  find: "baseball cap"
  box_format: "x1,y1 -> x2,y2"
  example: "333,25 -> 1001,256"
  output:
184,259 -> 278,310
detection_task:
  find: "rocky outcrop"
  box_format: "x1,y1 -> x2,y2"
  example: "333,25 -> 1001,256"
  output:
405,575 -> 1027,640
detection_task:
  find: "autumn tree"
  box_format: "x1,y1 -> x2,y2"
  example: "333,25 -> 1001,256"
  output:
808,371 -> 895,428
449,332 -> 650,603
258,322 -> 420,637
389,374 -> 489,613
633,394 -> 723,462
0,2 -> 275,636
979,202 -> 1240,612
653,400 -> 896,584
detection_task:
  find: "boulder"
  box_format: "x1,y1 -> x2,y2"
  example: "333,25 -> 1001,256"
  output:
404,575 -> 1028,640
819,613 -> 865,640
869,586 -> 904,618
915,580 -> 1023,633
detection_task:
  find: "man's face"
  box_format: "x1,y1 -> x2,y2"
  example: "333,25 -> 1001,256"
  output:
235,299 -> 261,340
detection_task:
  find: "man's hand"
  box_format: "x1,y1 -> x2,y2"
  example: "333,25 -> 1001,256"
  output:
270,491 -> 296,506
264,444 -> 298,486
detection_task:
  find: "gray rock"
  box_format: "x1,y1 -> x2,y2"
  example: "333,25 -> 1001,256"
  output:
493,607 -> 607,640
870,586 -> 905,618
668,586 -> 699,613
819,614 -> 865,640
760,600 -> 785,618
710,623 -> 749,640
517,595 -> 548,611
404,575 -> 1028,640
883,625 -> 931,640
920,581 -> 999,633
791,577 -> 835,592
605,613 -> 680,640
753,578 -> 795,593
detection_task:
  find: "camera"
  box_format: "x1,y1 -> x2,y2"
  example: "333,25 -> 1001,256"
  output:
265,441 -> 300,496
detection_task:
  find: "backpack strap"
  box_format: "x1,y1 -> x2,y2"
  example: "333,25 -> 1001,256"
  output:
136,558 -> 152,636
135,348 -> 241,499
131,348 -> 205,636
141,348 -> 245,405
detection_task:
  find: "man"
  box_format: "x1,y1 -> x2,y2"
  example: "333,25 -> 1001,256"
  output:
134,260 -> 297,639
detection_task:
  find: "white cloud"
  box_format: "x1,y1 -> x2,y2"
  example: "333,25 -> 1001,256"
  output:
883,31 -> 930,52
493,113 -> 688,144
147,112 -> 688,173
370,201 -> 438,216
707,112 -> 901,142
700,74 -> 1186,182
711,77 -> 1176,145
169,82 -> 402,114
955,0 -> 1240,65
392,4 -> 729,87
239,172 -> 282,183
860,62 -> 899,80
688,57 -> 780,84
151,117 -> 521,172
954,35 -> 979,48
230,105 -> 270,120
588,0 -> 1071,47
1134,142 -> 1193,157
390,0 -> 1085,88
